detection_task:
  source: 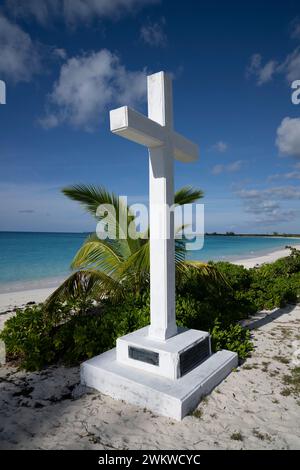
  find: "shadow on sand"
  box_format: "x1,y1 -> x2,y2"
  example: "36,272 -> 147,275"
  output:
241,303 -> 297,330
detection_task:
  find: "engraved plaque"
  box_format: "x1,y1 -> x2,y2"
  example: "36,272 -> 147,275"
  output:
128,346 -> 159,366
179,336 -> 210,377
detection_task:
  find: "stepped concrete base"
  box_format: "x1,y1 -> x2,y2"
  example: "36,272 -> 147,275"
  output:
81,347 -> 238,420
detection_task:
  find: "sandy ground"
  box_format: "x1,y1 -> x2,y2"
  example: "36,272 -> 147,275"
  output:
233,244 -> 299,269
0,287 -> 57,315
0,303 -> 300,450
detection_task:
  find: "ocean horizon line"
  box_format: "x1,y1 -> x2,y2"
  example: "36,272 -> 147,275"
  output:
1,230 -> 300,237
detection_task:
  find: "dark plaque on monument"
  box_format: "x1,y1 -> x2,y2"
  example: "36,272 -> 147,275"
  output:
128,346 -> 159,366
179,336 -> 210,377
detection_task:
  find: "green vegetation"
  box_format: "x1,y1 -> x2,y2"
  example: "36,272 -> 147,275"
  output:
282,367 -> 300,396
212,247 -> 300,311
230,432 -> 243,441
252,429 -> 272,441
1,184 -> 300,372
2,245 -> 300,371
192,408 -> 203,419
274,355 -> 290,365
280,388 -> 291,397
0,291 -> 252,370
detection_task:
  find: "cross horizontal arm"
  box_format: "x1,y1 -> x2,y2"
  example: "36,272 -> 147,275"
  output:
110,106 -> 165,148
172,131 -> 199,163
110,105 -> 199,163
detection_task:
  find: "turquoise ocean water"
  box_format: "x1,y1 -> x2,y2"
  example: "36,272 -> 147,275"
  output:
0,232 -> 299,292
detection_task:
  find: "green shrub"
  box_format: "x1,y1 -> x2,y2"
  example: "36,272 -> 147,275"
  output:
0,290 -> 254,370
258,247 -> 300,277
1,304 -> 57,370
4,249 -> 299,371
244,273 -> 298,310
212,249 -> 300,312
212,262 -> 252,291
210,320 -> 253,360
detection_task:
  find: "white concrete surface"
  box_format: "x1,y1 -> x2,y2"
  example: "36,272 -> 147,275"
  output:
81,348 -> 238,421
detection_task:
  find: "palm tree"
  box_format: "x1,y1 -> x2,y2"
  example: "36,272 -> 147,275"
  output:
46,184 -> 223,309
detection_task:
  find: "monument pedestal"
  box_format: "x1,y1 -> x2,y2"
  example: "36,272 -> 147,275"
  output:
81,326 -> 238,420
117,326 -> 210,379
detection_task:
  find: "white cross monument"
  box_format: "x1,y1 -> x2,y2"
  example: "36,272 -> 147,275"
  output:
110,71 -> 198,341
81,71 -> 238,420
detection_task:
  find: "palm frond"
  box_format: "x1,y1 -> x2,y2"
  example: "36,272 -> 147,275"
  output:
63,184 -> 142,255
63,185 -> 119,217
45,269 -> 124,310
71,240 -> 122,275
175,186 -> 204,206
119,241 -> 150,276
176,260 -> 228,286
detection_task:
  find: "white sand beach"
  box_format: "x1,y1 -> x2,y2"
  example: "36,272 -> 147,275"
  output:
233,244 -> 299,269
1,303 -> 300,449
0,287 -> 57,315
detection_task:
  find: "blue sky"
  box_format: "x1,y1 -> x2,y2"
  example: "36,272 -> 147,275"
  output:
0,0 -> 300,233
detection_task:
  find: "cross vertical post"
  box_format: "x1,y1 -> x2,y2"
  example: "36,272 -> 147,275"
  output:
147,72 -> 177,341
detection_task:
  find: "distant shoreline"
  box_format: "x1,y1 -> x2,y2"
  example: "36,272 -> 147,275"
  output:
204,234 -> 300,238
0,231 -> 300,237
232,244 -> 300,269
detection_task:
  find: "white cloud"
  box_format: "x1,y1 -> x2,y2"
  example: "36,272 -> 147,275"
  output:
212,160 -> 243,175
211,165 -> 223,175
253,208 -> 298,225
268,171 -> 300,181
53,48 -> 67,60
246,54 -> 277,86
237,186 -> 300,225
140,18 -> 166,47
238,186 -> 300,200
211,141 -> 228,153
284,171 -> 300,179
0,14 -> 41,83
6,0 -> 158,26
278,47 -> 300,83
244,200 -> 280,215
266,186 -> 300,199
247,46 -> 300,86
290,18 -> 300,39
276,117 -> 300,158
40,49 -> 147,131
